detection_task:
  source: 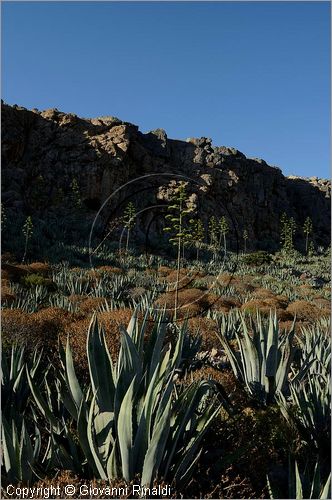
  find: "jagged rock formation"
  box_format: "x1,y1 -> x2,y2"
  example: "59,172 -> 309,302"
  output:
2,102 -> 330,250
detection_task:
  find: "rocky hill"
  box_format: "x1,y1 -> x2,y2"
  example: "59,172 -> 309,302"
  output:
2,102 -> 330,251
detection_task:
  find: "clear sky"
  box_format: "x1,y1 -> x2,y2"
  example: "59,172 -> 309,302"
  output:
2,1 -> 330,178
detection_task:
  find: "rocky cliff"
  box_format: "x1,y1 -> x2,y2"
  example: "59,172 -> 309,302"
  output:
2,102 -> 330,251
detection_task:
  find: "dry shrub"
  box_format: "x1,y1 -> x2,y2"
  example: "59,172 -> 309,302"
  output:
5,471 -> 143,499
1,282 -> 15,304
251,287 -> 275,299
1,263 -> 29,282
26,262 -> 51,276
2,307 -> 69,350
276,309 -> 294,321
312,297 -> 331,311
187,316 -> 218,350
279,319 -> 309,334
263,296 -> 288,309
286,300 -> 324,321
275,294 -> 289,307
96,266 -> 123,275
79,296 -> 106,314
156,265 -> 173,276
241,299 -> 272,316
208,295 -> 241,312
1,252 -> 16,263
68,294 -> 88,307
70,267 -> 85,273
166,268 -> 205,289
155,288 -> 213,318
209,405 -> 298,499
296,283 -> 315,298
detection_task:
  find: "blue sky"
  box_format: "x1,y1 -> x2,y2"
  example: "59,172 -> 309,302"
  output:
2,1 -> 330,178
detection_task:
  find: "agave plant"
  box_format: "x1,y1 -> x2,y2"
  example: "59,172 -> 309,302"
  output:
2,416 -> 43,484
27,311 -> 223,486
296,321 -> 331,380
277,374 -> 331,452
267,460 -> 331,499
217,311 -> 295,404
2,345 -> 43,422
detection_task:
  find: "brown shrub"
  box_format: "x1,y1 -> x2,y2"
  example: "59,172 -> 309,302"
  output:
312,297 -> 331,311
96,266 -> 123,275
1,263 -> 29,282
155,288 -> 213,318
166,268 -> 205,289
251,287 -> 275,299
156,265 -> 173,276
187,316 -> 219,350
296,284 -> 315,298
68,294 -> 88,307
1,252 -> 16,263
263,297 -> 288,309
286,300 -> 323,321
79,296 -> 106,314
1,283 -> 15,304
279,319 -> 307,334
26,262 -> 51,276
208,295 -> 241,312
276,309 -> 294,321
2,307 -> 69,350
241,299 -> 272,316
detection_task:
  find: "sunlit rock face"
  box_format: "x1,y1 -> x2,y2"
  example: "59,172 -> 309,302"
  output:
2,102 -> 330,250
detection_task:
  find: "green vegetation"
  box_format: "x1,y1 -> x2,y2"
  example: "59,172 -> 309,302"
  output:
280,212 -> 297,254
1,182 -> 330,498
303,216 -> 313,255
123,202 -> 137,254
22,216 -> 33,263
164,182 -> 193,319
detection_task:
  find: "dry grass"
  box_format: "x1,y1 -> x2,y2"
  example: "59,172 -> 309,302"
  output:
187,316 -> 219,350
26,262 -> 51,276
1,263 -> 29,282
2,307 -> 70,350
78,296 -> 106,314
165,268 -> 205,289
1,281 -> 15,304
286,300 -> 327,321
155,288 -> 215,318
95,266 -> 123,274
241,299 -> 273,316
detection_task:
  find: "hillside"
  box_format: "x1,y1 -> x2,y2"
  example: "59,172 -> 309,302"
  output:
2,102 -> 331,253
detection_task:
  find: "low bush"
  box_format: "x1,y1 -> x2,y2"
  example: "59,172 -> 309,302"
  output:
243,251 -> 273,266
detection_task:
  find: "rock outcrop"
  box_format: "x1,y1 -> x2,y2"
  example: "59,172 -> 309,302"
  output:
2,102 -> 330,250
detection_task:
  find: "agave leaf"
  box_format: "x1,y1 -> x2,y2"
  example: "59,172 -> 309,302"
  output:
65,336 -> 84,411
87,392 -> 107,479
87,314 -> 115,412
265,312 -> 278,378
117,376 -> 136,480
133,363 -> 163,472
107,440 -> 119,479
147,318 -> 167,384
26,369 -> 59,430
310,461 -> 321,499
295,461 -> 303,499
77,398 -> 100,478
94,411 -> 114,465
19,420 -> 33,481
141,397 -> 172,487
57,372 -> 79,420
320,474 -> 331,499
2,416 -> 17,482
